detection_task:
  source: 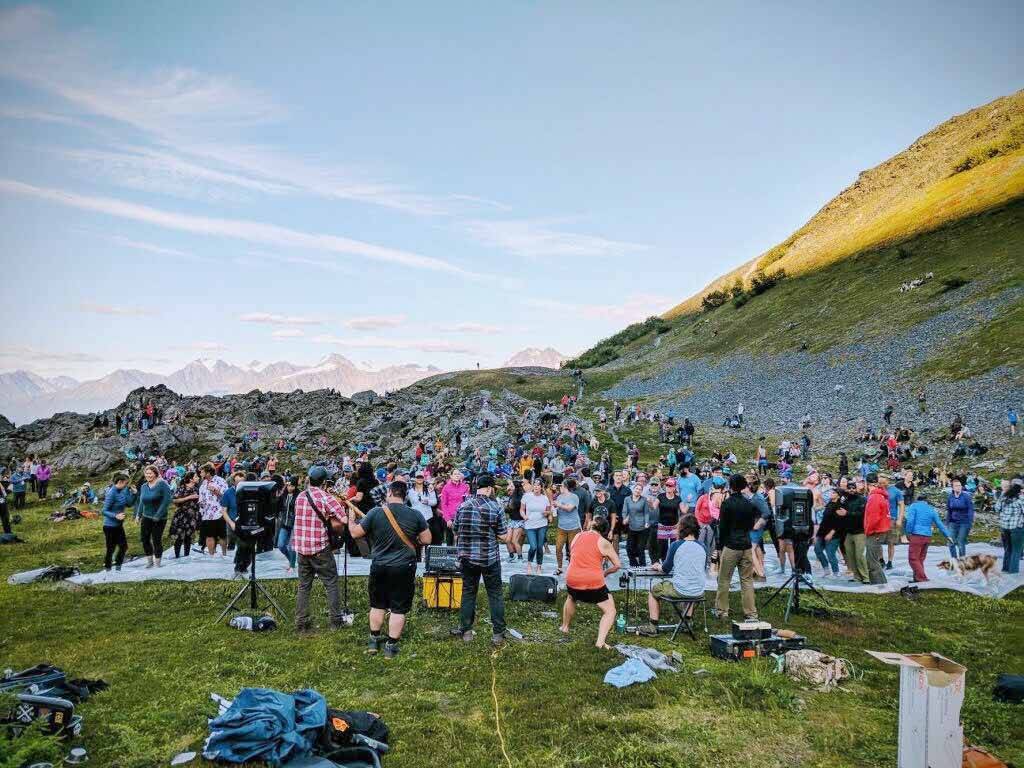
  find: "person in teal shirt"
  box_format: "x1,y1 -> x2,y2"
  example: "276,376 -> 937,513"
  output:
135,465 -> 173,568
102,472 -> 136,570
904,493 -> 953,583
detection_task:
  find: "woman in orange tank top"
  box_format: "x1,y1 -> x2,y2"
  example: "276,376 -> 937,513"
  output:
561,515 -> 621,649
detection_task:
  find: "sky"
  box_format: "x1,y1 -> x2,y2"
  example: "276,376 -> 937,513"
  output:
0,1 -> 1021,380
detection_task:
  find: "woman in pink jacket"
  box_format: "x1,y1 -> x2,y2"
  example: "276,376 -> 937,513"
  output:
36,459 -> 52,500
439,470 -> 469,545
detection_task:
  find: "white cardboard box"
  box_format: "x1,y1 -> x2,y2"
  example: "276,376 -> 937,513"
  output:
866,651 -> 966,768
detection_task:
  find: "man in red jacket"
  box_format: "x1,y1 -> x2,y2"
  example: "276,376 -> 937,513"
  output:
863,472 -> 891,585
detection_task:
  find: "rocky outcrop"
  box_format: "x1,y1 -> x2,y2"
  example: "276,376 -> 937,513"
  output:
0,382 -> 591,476
0,414 -> 13,435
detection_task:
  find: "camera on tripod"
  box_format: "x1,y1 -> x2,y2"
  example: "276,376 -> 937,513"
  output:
234,481 -> 277,541
773,485 -> 813,538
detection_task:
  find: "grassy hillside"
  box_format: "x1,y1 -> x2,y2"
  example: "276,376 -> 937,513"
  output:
666,89 -> 1024,318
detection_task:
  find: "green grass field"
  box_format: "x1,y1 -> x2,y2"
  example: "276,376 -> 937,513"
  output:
2,461 -> 1022,768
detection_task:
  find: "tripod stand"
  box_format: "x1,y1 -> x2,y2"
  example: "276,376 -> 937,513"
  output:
216,538 -> 289,624
336,544 -> 354,626
762,566 -> 827,622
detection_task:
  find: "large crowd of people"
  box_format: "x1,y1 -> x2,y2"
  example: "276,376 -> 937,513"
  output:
1,394 -> 1021,656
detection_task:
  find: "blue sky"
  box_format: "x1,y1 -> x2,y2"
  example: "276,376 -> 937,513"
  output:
0,1 -> 1020,379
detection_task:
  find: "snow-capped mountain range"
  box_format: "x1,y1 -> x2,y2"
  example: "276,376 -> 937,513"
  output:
0,355 -> 441,424
502,347 -> 566,369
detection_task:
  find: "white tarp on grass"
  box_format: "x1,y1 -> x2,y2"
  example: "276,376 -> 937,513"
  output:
26,541 -> 1018,599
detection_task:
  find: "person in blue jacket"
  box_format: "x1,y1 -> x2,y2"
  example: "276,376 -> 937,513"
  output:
135,464 -> 173,568
905,493 -> 953,583
9,469 -> 28,509
945,478 -> 974,558
102,472 -> 136,571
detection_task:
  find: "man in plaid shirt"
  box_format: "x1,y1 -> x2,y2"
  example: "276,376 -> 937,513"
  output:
449,474 -> 515,645
997,478 -> 1024,574
293,466 -> 348,632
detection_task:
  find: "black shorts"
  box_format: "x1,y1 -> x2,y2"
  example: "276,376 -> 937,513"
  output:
368,563 -> 417,614
567,585 -> 611,604
200,518 -> 226,541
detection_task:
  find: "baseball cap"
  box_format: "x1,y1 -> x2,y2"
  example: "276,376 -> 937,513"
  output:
476,473 -> 495,489
665,478 -> 677,487
308,466 -> 328,483
595,485 -> 608,494
415,470 -> 425,478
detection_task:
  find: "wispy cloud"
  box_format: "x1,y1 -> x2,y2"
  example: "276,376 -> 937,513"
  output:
240,312 -> 323,326
58,145 -> 291,202
344,315 -> 407,331
108,234 -> 193,260
0,105 -> 84,127
0,179 -> 487,279
312,334 -> 478,356
438,322 -> 503,335
0,7 -> 495,218
524,293 -> 674,323
78,302 -> 156,317
271,329 -> 305,339
462,218 -> 648,259
0,345 -> 102,364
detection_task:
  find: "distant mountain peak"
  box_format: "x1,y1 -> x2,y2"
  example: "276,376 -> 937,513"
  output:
503,347 -> 566,369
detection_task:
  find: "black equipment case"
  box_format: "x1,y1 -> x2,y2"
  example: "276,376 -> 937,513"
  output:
710,633 -> 801,661
508,574 -> 558,603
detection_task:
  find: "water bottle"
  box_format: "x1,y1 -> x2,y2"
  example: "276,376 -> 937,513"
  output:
616,612 -> 626,634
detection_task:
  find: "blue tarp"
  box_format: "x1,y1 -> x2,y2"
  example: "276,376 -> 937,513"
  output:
203,688 -> 327,766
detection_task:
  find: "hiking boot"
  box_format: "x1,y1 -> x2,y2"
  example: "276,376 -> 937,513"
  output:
383,641 -> 400,659
366,635 -> 383,655
450,628 -> 474,642
145,556 -> 154,569
637,623 -> 658,637
885,561 -> 893,570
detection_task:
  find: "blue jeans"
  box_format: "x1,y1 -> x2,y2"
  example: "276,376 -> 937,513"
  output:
814,537 -> 841,574
525,526 -> 547,565
277,526 -> 296,568
1002,527 -> 1024,574
948,522 -> 971,558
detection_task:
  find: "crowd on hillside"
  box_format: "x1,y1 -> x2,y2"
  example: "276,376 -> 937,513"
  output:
1,388 -> 1022,655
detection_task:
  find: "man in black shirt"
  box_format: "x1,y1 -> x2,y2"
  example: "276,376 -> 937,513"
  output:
349,480 -> 431,658
715,474 -> 758,620
607,470 -> 630,549
837,478 -> 869,583
590,487 -> 615,535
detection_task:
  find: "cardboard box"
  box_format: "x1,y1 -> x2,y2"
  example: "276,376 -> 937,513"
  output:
866,651 -> 966,768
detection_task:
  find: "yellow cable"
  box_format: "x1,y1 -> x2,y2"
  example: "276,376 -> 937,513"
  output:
490,646 -> 514,768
